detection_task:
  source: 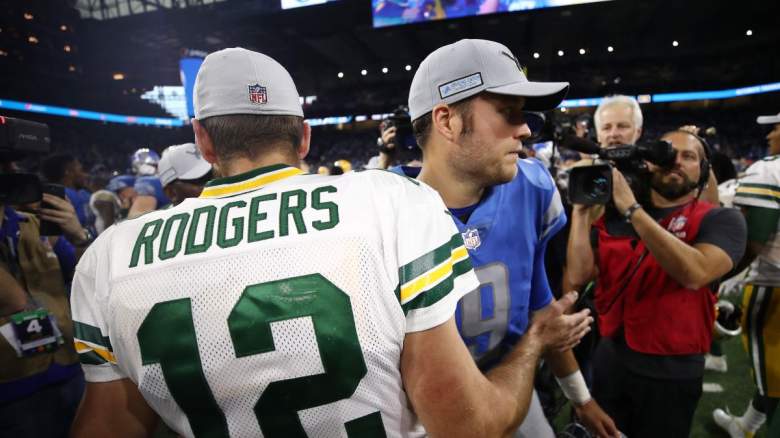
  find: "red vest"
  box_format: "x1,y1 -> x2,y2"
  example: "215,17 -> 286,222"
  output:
593,201 -> 717,355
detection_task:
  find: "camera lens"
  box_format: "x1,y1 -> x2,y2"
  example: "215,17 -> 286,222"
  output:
586,176 -> 609,200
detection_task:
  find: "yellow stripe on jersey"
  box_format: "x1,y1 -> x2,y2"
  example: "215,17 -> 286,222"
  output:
199,167 -> 303,199
736,186 -> 780,200
400,245 -> 469,305
74,340 -> 117,364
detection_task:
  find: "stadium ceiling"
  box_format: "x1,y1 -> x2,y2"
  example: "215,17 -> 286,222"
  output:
74,0 -> 226,21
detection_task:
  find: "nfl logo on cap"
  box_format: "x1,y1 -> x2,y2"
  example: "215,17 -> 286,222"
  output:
462,228 -> 481,251
248,84 -> 267,104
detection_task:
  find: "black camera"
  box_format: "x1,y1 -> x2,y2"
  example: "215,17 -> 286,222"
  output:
0,117 -> 51,205
567,137 -> 677,205
380,106 -> 421,163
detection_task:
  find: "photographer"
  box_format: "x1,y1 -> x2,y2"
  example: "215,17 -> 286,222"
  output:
366,107 -> 422,170
0,119 -> 90,436
566,130 -> 747,437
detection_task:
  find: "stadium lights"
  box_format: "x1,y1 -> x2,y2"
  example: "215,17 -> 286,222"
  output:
672,40 -> 679,47
337,72 -> 344,78
382,67 -> 389,74
607,46 -> 614,52
746,29 -> 753,36
533,52 -> 540,59
60,25 -> 68,31
557,50 -> 564,57
28,36 -> 38,44
24,12 -> 33,20
0,50 -> 7,57
405,64 -> 412,71
579,48 -> 586,55
64,45 -> 71,52
360,69 -> 367,76
113,73 -> 125,80
68,65 -> 76,72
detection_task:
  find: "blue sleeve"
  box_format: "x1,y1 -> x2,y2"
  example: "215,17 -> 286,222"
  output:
53,236 -> 76,285
134,178 -> 157,197
529,236 -> 554,311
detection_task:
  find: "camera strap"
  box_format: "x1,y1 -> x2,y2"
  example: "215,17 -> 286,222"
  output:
600,248 -> 648,316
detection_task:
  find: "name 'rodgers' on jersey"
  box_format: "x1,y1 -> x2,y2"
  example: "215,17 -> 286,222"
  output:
70,164 -> 478,438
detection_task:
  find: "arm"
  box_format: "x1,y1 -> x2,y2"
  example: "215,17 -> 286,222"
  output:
566,205 -> 598,291
732,205 -> 780,274
71,379 -> 159,438
402,292 -> 592,438
127,196 -> 157,219
612,169 -> 734,289
0,267 -> 28,316
544,347 -> 619,438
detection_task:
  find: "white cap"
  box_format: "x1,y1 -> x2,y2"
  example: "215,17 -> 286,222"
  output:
409,39 -> 569,121
194,47 -> 303,120
757,112 -> 780,125
157,143 -> 212,187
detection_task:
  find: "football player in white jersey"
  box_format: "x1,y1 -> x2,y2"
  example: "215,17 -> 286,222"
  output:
713,112 -> 780,438
69,48 -> 592,438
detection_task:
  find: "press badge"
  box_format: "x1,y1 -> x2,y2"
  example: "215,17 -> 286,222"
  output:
5,309 -> 63,357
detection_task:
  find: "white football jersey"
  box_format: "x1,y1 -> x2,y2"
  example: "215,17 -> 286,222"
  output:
734,156 -> 780,285
71,164 -> 479,438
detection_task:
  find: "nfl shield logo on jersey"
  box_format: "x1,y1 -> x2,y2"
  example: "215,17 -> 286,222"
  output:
461,228 -> 481,251
248,84 -> 267,104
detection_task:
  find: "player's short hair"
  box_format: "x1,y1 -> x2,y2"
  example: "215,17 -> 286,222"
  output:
200,114 -> 304,162
594,95 -> 643,130
412,96 -> 475,149
41,153 -> 78,183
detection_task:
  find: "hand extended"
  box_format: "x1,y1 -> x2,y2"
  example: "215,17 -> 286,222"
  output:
527,291 -> 593,354
575,399 -> 621,438
38,193 -> 85,243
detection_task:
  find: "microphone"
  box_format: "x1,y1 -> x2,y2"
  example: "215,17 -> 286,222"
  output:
560,135 -> 602,155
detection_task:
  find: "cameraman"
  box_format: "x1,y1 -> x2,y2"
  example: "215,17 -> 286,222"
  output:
566,130 -> 747,437
0,156 -> 90,436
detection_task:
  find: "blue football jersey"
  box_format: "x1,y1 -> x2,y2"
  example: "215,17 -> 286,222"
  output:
395,159 -> 566,366
134,176 -> 171,209
65,187 -> 95,229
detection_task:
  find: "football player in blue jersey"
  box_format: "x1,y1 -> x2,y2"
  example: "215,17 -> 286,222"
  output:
404,39 -> 619,437
127,148 -> 171,218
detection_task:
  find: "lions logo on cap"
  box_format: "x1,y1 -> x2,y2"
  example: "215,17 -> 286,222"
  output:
248,84 -> 267,105
461,228 -> 481,251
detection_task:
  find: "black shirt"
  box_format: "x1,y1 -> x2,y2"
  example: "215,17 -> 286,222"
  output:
592,203 -> 747,379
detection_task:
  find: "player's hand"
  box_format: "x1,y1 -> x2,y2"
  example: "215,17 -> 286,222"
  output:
39,193 -> 84,243
528,291 -> 593,354
381,126 -> 397,150
574,399 -> 621,438
611,168 -> 637,215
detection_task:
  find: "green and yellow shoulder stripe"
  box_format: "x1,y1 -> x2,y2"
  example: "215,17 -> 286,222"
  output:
397,233 -> 472,314
73,321 -> 116,365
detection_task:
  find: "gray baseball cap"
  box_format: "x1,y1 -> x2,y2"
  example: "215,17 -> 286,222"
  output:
157,143 -> 212,187
758,112 -> 780,125
194,47 -> 303,120
409,39 -> 569,121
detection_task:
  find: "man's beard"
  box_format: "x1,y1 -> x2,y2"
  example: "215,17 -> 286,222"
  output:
650,170 -> 697,200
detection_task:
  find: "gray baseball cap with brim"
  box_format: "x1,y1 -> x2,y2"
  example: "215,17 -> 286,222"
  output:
194,47 -> 303,120
409,39 -> 570,121
757,112 -> 780,125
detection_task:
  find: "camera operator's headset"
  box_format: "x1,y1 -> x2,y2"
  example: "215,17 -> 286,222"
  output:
668,129 -> 713,196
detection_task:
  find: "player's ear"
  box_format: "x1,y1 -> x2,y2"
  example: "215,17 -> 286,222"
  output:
192,118 -> 218,165
297,121 -> 311,162
432,103 -> 459,144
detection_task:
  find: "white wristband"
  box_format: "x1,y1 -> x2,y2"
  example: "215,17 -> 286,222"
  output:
555,370 -> 592,406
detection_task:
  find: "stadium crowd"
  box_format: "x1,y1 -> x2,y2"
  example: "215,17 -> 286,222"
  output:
2,40 -> 780,438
